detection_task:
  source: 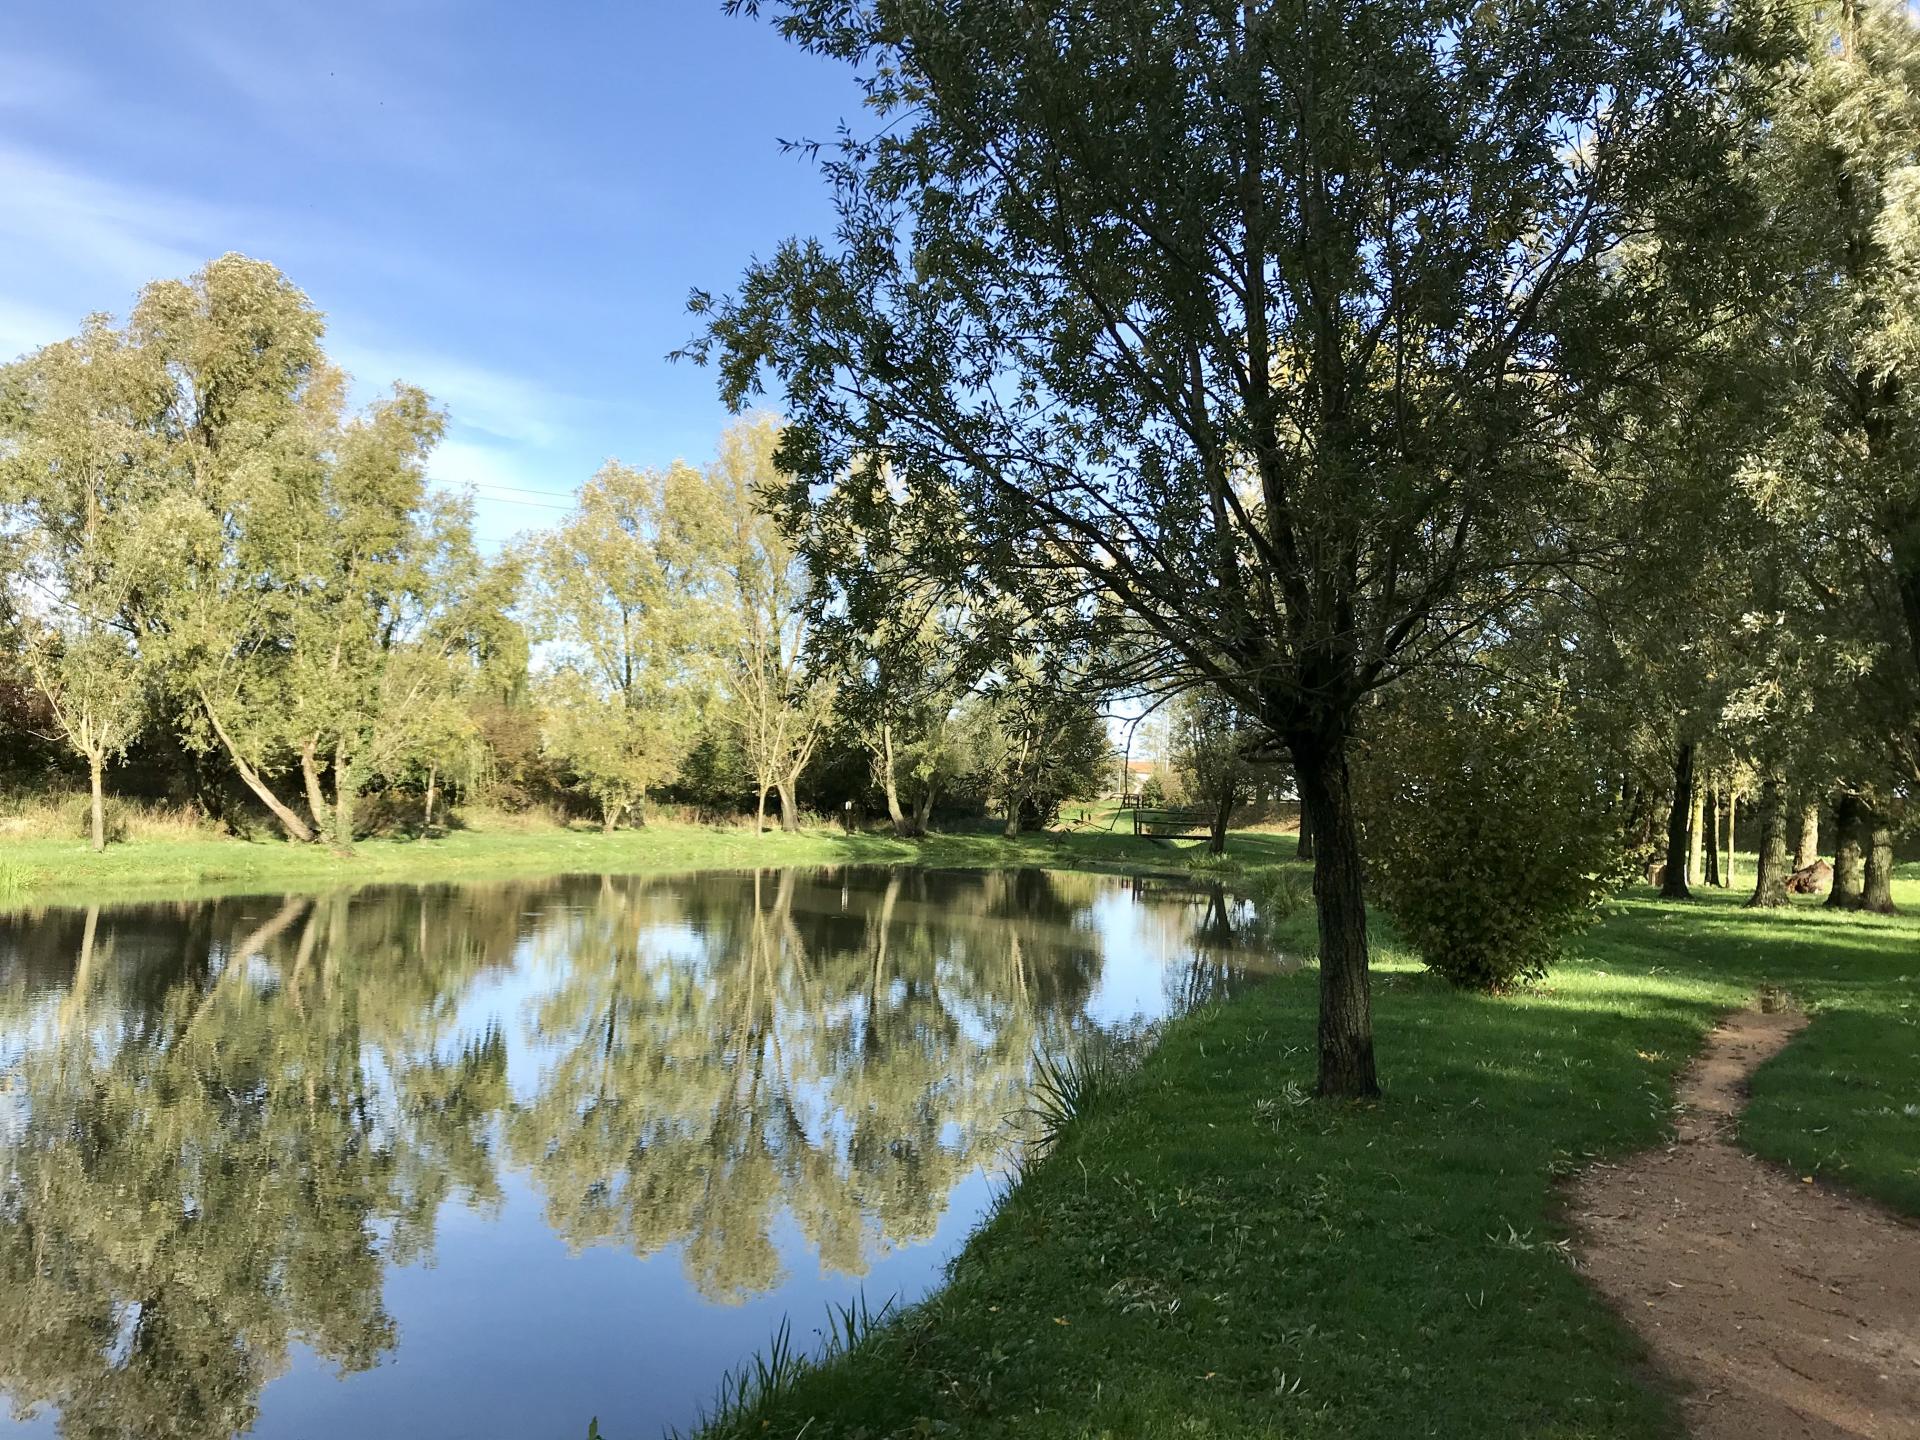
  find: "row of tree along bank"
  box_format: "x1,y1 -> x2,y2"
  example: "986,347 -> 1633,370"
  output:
0,261 -> 1110,851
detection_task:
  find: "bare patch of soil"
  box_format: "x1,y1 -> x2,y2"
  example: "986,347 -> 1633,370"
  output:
1569,1004 -> 1920,1439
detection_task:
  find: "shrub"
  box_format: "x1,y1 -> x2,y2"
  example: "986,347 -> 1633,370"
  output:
1354,693 -> 1633,990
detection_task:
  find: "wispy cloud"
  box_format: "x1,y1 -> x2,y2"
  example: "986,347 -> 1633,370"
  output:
0,143 -> 226,295
332,338 -> 577,449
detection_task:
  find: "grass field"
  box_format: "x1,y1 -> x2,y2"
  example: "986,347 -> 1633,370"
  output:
0,811 -> 1231,910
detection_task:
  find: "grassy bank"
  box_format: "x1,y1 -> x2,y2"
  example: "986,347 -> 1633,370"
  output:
681,875 -> 1919,1440
0,814 -> 1254,910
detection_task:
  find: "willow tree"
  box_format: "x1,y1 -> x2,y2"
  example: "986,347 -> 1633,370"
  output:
120,256 -> 335,842
0,319 -> 152,851
692,0 -> 1752,1094
526,460 -> 712,827
281,385 -> 461,848
1758,0 -> 1920,693
708,415 -> 836,832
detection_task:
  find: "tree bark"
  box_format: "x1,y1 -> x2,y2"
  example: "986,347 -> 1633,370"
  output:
1861,801 -> 1897,914
1746,773 -> 1790,908
1660,741 -> 1694,899
878,725 -> 915,837
1725,791 -> 1737,890
601,799 -> 623,834
1295,799 -> 1314,859
424,764 -> 439,829
910,777 -> 938,836
1827,793 -> 1866,909
299,738 -> 330,838
202,692 -> 315,843
754,786 -> 769,835
1793,802 -> 1819,871
777,777 -> 800,833
331,739 -> 354,852
1208,784 -> 1235,855
1688,782 -> 1705,886
88,750 -> 106,854
1289,731 -> 1377,1100
1704,786 -> 1722,887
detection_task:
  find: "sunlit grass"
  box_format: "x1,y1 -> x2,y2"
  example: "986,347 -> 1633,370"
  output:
0,814 -> 1299,911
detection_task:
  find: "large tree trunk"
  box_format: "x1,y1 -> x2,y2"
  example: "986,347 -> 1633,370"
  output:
1208,784 -> 1235,855
1725,791 -> 1738,890
331,739 -> 354,852
1861,802 -> 1897,914
1793,802 -> 1820,870
777,777 -> 800,833
202,692 -> 315,843
1704,786 -> 1722,887
910,777 -> 938,836
1746,773 -> 1790,908
1827,793 -> 1867,909
1289,731 -> 1377,1100
1660,742 -> 1694,899
88,750 -> 106,854
299,738 -> 330,838
878,726 -> 915,837
1002,795 -> 1023,839
754,786 -> 769,835
1295,800 -> 1314,859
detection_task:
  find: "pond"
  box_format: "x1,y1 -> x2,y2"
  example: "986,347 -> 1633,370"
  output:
0,866 -> 1270,1440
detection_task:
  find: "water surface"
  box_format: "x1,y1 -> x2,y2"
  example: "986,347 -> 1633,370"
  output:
0,866 -> 1263,1439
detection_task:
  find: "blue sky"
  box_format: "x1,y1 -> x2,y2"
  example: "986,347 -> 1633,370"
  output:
0,1 -> 862,548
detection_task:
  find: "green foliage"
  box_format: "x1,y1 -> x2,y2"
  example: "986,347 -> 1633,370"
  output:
1355,694 -> 1633,990
0,255 -> 505,848
1168,690 -> 1250,821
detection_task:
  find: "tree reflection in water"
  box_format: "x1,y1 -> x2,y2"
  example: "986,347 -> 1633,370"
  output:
0,868 -> 1256,1440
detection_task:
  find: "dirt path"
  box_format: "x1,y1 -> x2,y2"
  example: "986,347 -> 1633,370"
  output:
1569,1004 -> 1920,1439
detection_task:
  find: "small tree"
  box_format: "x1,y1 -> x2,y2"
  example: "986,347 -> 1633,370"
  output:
0,317 -> 153,851
708,415 -> 836,832
538,670 -> 686,831
526,458 -> 714,826
1170,690 -> 1253,855
1356,692 -> 1633,990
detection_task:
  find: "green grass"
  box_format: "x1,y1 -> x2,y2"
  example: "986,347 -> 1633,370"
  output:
680,870 -> 1919,1440
0,815 -> 1258,911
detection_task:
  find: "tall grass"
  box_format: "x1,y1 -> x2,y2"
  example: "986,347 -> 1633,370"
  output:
0,790 -> 223,844
666,1294 -> 894,1440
